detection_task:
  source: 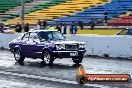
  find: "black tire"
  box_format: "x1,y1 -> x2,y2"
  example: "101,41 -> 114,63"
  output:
42,50 -> 54,67
72,56 -> 83,64
14,49 -> 25,62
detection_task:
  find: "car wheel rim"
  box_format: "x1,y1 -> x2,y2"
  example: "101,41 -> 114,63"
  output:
14,50 -> 20,61
43,52 -> 50,64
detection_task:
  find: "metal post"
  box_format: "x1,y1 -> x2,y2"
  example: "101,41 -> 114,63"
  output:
21,0 -> 24,28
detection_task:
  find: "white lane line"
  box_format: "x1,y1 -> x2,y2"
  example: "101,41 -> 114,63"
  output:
0,71 -> 111,88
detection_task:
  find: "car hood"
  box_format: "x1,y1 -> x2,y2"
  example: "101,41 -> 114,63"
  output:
51,40 -> 85,45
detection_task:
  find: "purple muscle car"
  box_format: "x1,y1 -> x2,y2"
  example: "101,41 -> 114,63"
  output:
9,30 -> 86,67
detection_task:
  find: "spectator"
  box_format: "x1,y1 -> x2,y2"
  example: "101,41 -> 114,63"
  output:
15,22 -> 22,32
104,10 -> 108,23
60,23 -> 63,33
90,21 -> 95,30
56,24 -> 61,33
34,22 -> 41,30
38,20 -> 41,26
42,20 -> 47,29
89,18 -> 96,30
63,23 -> 67,34
70,22 -> 77,34
48,25 -> 57,30
24,23 -> 30,32
0,23 -> 4,32
78,19 -> 83,30
70,23 -> 73,34
55,22 -> 61,33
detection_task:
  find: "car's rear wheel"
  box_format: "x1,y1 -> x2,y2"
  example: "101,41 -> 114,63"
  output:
42,50 -> 54,67
72,56 -> 83,64
14,49 -> 25,63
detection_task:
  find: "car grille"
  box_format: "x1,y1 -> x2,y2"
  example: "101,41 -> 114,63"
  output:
65,44 -> 78,50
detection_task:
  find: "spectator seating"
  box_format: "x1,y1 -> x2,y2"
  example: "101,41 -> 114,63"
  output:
107,16 -> 132,26
47,0 -> 132,25
5,0 -> 132,26
5,0 -> 108,25
25,0 -> 68,13
2,0 -> 67,21
0,0 -> 32,13
107,0 -> 132,26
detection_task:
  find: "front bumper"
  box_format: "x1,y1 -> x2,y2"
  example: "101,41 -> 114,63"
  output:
53,50 -> 87,58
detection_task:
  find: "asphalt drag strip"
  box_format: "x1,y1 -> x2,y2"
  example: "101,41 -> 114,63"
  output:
0,70 -> 113,88
0,50 -> 132,88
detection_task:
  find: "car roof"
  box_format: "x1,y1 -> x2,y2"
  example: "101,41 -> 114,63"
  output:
29,29 -> 57,33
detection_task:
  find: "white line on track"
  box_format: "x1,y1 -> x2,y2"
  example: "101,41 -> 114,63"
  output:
0,71 -> 111,88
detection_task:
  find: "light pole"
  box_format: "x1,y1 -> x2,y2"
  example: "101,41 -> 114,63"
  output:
21,0 -> 24,28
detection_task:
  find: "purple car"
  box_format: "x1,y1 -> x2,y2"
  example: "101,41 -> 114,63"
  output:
9,30 -> 86,66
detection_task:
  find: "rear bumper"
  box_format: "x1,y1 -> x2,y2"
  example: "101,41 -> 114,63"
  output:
53,50 -> 87,58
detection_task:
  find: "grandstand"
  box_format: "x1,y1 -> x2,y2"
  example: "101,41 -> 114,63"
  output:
108,16 -> 132,26
0,0 -> 32,21
1,0 -> 67,21
107,0 -> 132,26
48,0 -> 132,25
4,0 -> 110,25
0,0 -> 132,27
0,0 -> 32,13
1,0 -> 50,21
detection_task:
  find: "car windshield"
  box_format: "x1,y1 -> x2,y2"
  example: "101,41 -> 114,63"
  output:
38,31 -> 65,41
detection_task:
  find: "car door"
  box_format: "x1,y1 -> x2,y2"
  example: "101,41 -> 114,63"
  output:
20,33 -> 31,57
28,32 -> 44,58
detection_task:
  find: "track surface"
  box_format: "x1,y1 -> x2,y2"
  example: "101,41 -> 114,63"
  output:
0,50 -> 131,88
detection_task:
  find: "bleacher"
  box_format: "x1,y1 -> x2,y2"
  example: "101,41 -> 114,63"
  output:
0,0 -> 32,13
107,0 -> 132,26
0,0 -> 33,22
5,0 -> 109,25
48,0 -> 132,25
2,0 -> 67,21
25,0 -> 67,13
3,0 -> 132,26
107,16 -> 132,26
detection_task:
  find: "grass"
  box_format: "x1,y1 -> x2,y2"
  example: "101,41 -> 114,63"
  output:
77,29 -> 121,35
12,28 -> 121,35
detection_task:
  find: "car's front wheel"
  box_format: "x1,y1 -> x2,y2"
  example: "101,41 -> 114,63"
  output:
72,56 -> 83,64
14,49 -> 25,63
42,50 -> 54,67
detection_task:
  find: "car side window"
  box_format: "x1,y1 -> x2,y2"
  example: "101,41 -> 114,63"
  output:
29,32 -> 39,42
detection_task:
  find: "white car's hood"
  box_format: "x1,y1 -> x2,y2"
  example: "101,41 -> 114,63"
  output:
52,40 -> 85,45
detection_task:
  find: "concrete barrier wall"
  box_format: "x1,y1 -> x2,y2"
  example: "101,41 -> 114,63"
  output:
0,33 -> 132,58
67,35 -> 132,58
0,33 -> 22,48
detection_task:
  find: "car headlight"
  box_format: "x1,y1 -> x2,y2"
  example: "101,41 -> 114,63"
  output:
79,44 -> 85,49
56,44 -> 65,50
